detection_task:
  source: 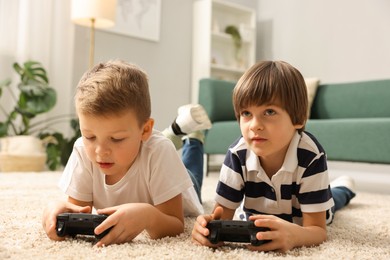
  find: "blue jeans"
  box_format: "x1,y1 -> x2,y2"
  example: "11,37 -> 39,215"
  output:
331,186 -> 356,213
182,138 -> 204,203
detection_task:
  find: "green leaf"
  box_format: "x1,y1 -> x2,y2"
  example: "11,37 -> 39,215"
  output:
225,25 -> 242,50
24,60 -> 41,68
18,87 -> 56,115
14,61 -> 49,85
19,81 -> 47,96
46,144 -> 61,171
13,62 -> 23,75
9,110 -> 18,120
0,122 -> 8,137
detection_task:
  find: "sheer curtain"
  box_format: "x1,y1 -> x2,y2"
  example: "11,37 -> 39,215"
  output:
0,0 -> 75,134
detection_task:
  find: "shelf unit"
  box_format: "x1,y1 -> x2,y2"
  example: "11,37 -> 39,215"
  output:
191,0 -> 256,103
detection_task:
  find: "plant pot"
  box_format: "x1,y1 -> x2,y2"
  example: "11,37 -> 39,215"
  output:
0,136 -> 47,172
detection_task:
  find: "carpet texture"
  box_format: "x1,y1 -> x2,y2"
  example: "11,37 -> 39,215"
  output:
1,172 -> 389,259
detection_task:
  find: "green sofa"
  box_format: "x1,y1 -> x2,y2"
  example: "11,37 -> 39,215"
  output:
198,78 -> 390,173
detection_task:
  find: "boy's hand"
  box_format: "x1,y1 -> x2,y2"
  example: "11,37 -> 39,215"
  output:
42,201 -> 91,241
191,206 -> 224,247
247,212 -> 327,253
94,203 -> 152,247
246,214 -> 298,253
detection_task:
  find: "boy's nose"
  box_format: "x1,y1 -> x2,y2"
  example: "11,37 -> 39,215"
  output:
250,117 -> 264,131
95,144 -> 110,156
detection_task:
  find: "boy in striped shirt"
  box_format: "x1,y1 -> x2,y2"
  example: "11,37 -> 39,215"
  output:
191,61 -> 355,252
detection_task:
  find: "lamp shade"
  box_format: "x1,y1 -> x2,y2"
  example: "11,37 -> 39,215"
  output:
71,0 -> 117,28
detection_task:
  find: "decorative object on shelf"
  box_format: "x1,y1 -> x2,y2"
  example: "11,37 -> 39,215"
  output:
0,61 -> 79,171
71,0 -> 117,68
225,25 -> 242,50
225,25 -> 244,68
103,0 -> 162,42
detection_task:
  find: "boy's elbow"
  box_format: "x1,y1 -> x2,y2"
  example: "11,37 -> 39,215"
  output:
315,226 -> 328,245
322,227 -> 328,242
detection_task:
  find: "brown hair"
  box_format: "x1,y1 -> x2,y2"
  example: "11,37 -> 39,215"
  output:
233,60 -> 308,131
75,60 -> 151,126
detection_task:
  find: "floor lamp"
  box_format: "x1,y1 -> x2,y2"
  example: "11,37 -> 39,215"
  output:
71,0 -> 117,68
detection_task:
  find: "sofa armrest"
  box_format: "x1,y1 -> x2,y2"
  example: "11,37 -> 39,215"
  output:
198,78 -> 237,122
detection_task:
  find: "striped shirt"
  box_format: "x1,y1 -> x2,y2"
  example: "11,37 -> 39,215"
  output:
215,131 -> 335,225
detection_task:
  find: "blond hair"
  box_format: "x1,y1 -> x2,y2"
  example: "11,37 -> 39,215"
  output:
233,60 -> 308,131
75,60 -> 151,126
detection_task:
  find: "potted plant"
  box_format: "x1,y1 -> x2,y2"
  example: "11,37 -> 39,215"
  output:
0,61 -> 78,172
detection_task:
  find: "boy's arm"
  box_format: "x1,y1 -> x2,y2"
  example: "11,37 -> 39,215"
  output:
149,193 -> 185,238
248,211 -> 327,253
95,194 -> 184,247
68,196 -> 93,208
300,211 -> 327,245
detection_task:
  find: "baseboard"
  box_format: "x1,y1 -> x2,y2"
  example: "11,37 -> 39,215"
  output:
328,161 -> 390,194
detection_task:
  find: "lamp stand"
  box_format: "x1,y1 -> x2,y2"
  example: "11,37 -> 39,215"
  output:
89,18 -> 95,68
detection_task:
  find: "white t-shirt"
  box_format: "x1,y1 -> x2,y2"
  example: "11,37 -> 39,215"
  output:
58,130 -> 203,216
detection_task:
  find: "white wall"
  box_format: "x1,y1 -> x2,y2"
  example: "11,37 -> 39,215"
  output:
72,0 -> 193,130
71,0 -> 390,129
256,0 -> 390,83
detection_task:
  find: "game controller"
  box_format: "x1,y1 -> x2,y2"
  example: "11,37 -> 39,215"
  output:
206,220 -> 270,246
56,213 -> 111,239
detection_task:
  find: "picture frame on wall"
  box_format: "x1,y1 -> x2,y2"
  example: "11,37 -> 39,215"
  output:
102,0 -> 161,42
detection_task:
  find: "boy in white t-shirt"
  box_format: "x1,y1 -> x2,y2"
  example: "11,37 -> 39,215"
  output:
42,60 -> 211,247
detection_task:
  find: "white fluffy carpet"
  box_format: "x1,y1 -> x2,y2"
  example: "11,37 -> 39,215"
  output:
1,172 -> 390,259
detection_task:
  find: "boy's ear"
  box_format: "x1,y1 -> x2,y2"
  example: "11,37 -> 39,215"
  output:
294,121 -> 305,130
141,118 -> 154,141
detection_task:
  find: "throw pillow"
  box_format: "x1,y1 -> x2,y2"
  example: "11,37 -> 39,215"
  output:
305,77 -> 320,117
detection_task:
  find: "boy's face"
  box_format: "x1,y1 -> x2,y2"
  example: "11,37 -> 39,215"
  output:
78,110 -> 153,183
239,100 -> 303,165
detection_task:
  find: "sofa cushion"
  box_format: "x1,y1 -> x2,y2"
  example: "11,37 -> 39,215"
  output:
306,118 -> 390,163
311,79 -> 390,119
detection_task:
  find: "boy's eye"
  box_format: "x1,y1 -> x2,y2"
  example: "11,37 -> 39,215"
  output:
241,110 -> 251,117
264,109 -> 276,116
84,136 -> 95,141
111,138 -> 125,143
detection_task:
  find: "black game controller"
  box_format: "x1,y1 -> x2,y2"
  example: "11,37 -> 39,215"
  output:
56,213 -> 111,239
206,220 -> 270,246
